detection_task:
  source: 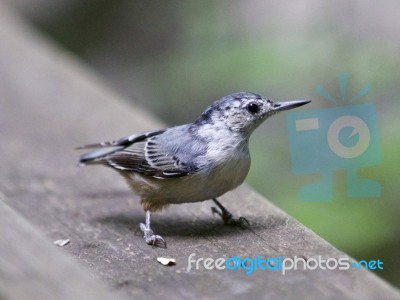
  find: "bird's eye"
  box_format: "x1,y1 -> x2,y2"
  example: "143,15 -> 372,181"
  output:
247,103 -> 260,114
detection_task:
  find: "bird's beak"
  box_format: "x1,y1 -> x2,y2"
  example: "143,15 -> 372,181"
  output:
271,100 -> 311,112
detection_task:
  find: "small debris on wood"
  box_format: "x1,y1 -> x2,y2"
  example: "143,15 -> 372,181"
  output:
53,239 -> 70,247
157,257 -> 176,266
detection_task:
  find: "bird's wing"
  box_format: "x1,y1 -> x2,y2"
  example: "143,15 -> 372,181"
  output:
78,130 -> 165,165
79,126 -> 207,179
76,130 -> 165,149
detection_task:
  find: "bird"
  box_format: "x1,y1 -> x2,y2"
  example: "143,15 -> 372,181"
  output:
77,92 -> 310,247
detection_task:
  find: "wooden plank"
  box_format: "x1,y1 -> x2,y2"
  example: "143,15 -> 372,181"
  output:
0,198 -> 127,300
0,3 -> 398,300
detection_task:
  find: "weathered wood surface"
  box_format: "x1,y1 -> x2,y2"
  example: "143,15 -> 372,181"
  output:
0,3 -> 399,300
0,198 -> 126,300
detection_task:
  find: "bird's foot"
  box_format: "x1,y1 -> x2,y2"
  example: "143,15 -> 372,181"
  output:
211,198 -> 250,229
138,211 -> 166,248
139,223 -> 167,248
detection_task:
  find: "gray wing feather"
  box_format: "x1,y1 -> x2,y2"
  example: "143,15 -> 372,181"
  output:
76,130 -> 165,149
79,126 -> 207,179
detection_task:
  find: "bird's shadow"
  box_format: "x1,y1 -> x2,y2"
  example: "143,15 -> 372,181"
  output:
93,210 -> 275,239
84,189 -> 284,240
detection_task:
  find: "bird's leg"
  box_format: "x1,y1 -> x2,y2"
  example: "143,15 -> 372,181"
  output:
211,198 -> 250,228
139,211 -> 167,248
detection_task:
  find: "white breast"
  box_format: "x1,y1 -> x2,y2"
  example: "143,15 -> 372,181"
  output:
125,135 -> 251,211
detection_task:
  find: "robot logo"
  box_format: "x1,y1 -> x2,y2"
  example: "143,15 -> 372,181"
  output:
286,73 -> 382,201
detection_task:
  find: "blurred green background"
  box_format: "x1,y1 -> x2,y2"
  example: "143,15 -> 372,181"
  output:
8,0 -> 399,287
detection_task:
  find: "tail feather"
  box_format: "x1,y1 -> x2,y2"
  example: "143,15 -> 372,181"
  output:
79,146 -> 124,165
77,130 -> 166,166
75,141 -> 118,150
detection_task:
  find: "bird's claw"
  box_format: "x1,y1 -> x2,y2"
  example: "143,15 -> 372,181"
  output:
211,206 -> 250,229
139,222 -> 167,248
146,234 -> 167,248
229,216 -> 250,229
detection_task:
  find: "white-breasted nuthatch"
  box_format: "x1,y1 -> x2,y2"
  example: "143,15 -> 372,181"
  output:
77,92 -> 310,247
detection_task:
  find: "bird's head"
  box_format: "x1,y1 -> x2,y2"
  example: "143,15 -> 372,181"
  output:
195,92 -> 311,137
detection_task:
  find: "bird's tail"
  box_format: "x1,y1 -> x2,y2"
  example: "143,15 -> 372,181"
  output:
76,144 -> 124,166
